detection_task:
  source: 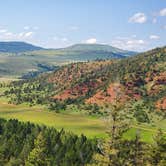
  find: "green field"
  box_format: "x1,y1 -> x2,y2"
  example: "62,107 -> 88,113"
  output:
0,96 -> 165,142
0,97 -> 107,138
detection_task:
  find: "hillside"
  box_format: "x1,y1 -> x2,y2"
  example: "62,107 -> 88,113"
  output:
5,46 -> 166,114
57,43 -> 136,56
0,43 -> 136,78
24,43 -> 136,58
0,41 -> 43,53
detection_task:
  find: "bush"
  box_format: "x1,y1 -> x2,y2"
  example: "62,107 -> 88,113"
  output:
134,110 -> 150,123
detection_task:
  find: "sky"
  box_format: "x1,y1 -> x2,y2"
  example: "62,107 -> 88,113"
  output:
0,0 -> 165,51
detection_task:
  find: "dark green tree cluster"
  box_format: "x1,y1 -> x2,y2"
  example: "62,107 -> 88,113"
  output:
0,118 -> 96,166
49,99 -> 67,112
133,101 -> 150,123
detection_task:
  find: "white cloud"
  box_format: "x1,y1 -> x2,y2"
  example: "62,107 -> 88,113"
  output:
52,36 -> 70,43
24,31 -> 33,37
163,25 -> 166,30
149,35 -> 160,40
127,39 -> 145,45
0,32 -> 16,40
18,32 -> 34,38
0,30 -> 35,41
33,26 -> 39,30
132,35 -> 137,38
129,13 -> 147,23
53,36 -> 58,41
159,8 -> 166,16
111,37 -> 147,51
5,32 -> 13,36
0,29 -> 8,33
24,26 -> 30,30
85,38 -> 97,44
18,32 -> 24,37
61,37 -> 68,42
44,36 -> 73,48
24,26 -> 39,31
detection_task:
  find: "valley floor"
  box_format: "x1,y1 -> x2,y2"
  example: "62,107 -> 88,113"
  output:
0,97 -> 106,138
0,96 -> 166,142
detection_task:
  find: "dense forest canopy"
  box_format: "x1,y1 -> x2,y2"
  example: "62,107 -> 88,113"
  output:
0,118 -> 96,165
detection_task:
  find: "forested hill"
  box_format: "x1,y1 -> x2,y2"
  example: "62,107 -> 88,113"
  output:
0,41 -> 43,53
56,43 -> 136,57
6,46 -> 166,112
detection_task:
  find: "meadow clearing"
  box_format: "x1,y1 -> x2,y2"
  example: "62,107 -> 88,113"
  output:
0,95 -> 166,142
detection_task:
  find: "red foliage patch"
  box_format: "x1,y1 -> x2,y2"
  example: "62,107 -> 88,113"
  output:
86,83 -> 130,105
53,80 -> 101,100
156,97 -> 166,111
153,72 -> 166,85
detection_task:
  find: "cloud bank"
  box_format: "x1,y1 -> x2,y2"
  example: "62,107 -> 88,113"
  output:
129,13 -> 147,23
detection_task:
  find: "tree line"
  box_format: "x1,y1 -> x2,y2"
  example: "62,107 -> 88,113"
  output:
0,118 -> 96,166
0,114 -> 165,165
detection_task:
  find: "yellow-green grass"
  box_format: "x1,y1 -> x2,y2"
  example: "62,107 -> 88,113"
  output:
123,128 -> 155,143
0,96 -> 165,142
0,97 -> 106,138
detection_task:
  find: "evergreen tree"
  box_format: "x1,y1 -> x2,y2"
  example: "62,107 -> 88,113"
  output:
129,132 -> 150,166
0,119 -> 95,165
26,132 -> 49,166
89,87 -> 129,166
150,129 -> 166,165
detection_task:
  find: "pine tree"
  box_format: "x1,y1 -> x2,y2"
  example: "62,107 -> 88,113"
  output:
89,86 -> 129,166
150,129 -> 166,165
26,132 -> 49,166
130,131 -> 150,166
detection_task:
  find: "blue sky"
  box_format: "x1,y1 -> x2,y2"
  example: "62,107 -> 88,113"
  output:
0,0 -> 165,51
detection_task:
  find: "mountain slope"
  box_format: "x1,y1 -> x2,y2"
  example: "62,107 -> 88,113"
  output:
59,44 -> 136,56
0,43 -> 136,78
0,41 -> 43,53
25,43 -> 136,58
6,46 -> 166,112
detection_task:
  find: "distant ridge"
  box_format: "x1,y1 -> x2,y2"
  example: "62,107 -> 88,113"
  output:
58,43 -> 137,57
0,41 -> 43,53
0,41 -> 137,56
0,41 -> 137,77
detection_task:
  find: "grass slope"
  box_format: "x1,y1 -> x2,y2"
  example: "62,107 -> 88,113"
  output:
0,97 -> 106,138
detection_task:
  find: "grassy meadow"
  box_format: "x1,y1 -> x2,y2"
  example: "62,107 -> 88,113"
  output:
0,95 -> 166,142
0,97 -> 107,138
